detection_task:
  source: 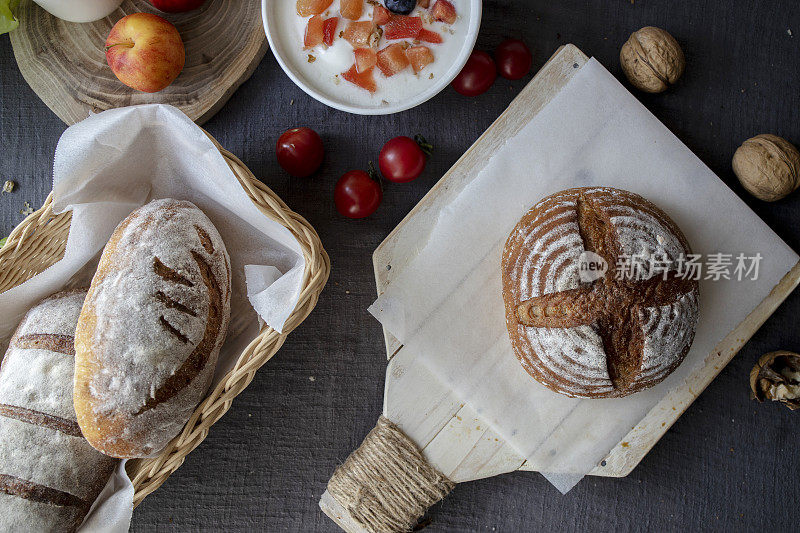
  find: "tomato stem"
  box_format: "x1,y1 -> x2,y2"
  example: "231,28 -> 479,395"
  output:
414,134 -> 434,157
368,161 -> 384,191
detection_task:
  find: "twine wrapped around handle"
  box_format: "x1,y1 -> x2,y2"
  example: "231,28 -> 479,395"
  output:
327,416 -> 455,533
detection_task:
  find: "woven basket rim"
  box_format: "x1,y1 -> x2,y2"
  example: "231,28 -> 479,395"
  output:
0,129 -> 330,508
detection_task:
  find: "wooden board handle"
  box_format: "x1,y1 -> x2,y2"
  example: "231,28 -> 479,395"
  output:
321,416 -> 455,533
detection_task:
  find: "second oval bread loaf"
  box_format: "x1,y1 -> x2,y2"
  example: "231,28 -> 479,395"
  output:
0,290 -> 117,532
74,199 -> 232,458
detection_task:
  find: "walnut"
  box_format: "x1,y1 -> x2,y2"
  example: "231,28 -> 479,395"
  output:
732,134 -> 800,201
620,26 -> 685,93
750,351 -> 800,411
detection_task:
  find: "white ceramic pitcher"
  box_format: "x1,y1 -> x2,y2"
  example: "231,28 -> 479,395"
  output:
33,0 -> 124,23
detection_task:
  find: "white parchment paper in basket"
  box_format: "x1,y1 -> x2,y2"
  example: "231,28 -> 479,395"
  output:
0,104 -> 306,531
369,59 -> 799,494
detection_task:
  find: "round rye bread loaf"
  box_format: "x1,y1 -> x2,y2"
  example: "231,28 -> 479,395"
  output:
501,187 -> 700,399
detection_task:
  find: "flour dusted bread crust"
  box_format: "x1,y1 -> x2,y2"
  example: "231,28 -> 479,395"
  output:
74,199 -> 231,458
501,187 -> 699,398
0,290 -> 117,533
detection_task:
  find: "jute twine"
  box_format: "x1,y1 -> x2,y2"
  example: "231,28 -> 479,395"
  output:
328,416 -> 455,533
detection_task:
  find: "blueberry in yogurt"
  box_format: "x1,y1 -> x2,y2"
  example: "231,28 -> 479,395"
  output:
384,0 -> 416,15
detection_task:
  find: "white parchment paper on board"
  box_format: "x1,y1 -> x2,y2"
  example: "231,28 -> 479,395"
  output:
0,104 -> 307,530
369,59 -> 799,493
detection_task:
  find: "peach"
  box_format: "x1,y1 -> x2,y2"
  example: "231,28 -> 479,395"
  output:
340,0 -> 363,20
297,0 -> 333,17
105,13 -> 185,93
406,45 -> 434,74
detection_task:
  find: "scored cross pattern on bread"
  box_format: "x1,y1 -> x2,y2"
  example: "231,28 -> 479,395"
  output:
502,187 -> 700,398
0,290 -> 117,533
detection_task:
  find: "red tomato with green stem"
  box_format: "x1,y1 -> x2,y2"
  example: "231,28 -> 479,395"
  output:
335,169 -> 382,218
379,135 -> 433,183
276,127 -> 324,178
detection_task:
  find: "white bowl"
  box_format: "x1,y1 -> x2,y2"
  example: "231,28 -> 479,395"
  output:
262,0 -> 482,115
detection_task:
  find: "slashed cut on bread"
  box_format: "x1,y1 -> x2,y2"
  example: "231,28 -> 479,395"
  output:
0,290 -> 117,533
74,199 -> 231,458
501,187 -> 699,399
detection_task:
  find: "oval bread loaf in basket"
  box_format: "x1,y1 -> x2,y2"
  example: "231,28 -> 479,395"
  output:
0,131 -> 330,506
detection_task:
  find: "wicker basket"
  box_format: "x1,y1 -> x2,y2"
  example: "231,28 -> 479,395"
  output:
0,132 -> 330,507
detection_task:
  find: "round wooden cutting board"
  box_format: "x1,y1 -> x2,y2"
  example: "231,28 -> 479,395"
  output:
9,0 -> 267,125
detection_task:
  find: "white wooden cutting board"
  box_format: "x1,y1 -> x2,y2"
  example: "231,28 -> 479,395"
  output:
320,44 -> 800,532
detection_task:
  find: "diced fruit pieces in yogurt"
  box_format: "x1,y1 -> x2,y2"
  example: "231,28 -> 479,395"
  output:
343,20 -> 382,48
342,64 -> 377,92
431,0 -> 456,24
417,28 -> 443,43
377,43 -> 410,76
297,0 -> 333,17
384,15 -> 423,40
340,0 -> 363,20
372,5 -> 391,25
405,45 -> 434,73
355,48 -> 378,73
304,15 -> 324,49
323,17 -> 339,46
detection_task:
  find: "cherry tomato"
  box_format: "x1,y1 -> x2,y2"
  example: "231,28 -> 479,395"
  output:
335,170 -> 382,218
276,127 -> 324,178
495,39 -> 532,80
451,50 -> 496,96
379,136 -> 428,183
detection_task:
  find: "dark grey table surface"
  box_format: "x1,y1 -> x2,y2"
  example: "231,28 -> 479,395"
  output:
2,1 -> 800,531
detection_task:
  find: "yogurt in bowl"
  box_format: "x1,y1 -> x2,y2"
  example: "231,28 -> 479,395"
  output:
263,0 -> 481,115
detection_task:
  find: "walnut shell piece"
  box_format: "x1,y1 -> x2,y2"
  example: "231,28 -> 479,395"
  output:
750,351 -> 800,411
732,134 -> 800,202
620,26 -> 685,93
